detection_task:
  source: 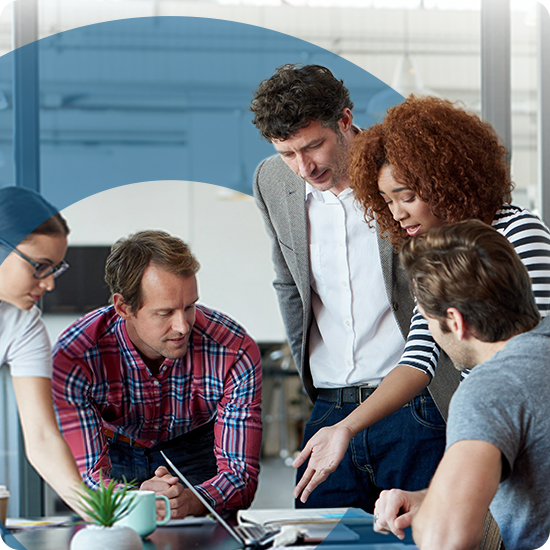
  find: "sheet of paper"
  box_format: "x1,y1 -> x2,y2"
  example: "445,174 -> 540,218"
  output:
6,514 -> 216,531
238,507 -> 372,526
5,516 -> 75,531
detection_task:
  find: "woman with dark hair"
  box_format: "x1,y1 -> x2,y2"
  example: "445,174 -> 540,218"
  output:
0,187 -> 83,514
292,95 -> 550,504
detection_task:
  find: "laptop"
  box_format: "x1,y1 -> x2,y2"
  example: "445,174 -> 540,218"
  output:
161,451 -> 280,548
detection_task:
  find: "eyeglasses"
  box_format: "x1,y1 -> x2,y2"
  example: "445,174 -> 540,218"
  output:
0,237 -> 70,280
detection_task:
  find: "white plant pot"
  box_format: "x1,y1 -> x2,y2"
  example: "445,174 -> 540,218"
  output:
70,524 -> 143,550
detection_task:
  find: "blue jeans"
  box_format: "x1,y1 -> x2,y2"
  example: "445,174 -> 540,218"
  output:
109,419 -> 218,485
296,393 -> 446,512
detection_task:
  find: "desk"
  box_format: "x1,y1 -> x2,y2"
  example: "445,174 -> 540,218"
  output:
10,522 -> 241,550
9,521 -> 416,550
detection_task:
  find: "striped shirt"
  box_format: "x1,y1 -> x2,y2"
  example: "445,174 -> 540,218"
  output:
400,205 -> 550,378
52,304 -> 262,511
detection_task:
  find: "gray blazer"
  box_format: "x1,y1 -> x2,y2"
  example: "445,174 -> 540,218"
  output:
253,155 -> 424,403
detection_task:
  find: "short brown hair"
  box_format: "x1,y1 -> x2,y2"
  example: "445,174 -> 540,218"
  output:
105,230 -> 200,313
250,64 -> 353,141
400,220 -> 540,342
350,95 -> 513,247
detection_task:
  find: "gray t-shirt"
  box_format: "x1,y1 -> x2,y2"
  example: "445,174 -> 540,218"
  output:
447,316 -> 550,550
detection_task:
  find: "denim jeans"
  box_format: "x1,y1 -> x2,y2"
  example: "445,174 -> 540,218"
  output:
296,393 -> 446,513
109,419 -> 218,485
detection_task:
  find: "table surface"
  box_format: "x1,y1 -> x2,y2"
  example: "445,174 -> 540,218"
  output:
10,522 -> 240,550
8,518 -> 416,550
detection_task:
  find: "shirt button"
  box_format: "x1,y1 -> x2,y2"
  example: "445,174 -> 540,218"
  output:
338,241 -> 344,247
155,403 -> 161,408
347,360 -> 352,366
345,320 -> 351,327
150,440 -> 155,444
341,281 -> 347,287
153,380 -> 160,386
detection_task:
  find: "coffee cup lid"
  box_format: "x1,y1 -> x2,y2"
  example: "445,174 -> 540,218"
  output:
0,485 -> 10,497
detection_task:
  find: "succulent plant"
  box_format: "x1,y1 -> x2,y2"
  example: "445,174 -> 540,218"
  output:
76,472 -> 137,527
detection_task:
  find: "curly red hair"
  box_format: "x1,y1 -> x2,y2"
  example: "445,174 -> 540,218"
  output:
349,95 -> 513,248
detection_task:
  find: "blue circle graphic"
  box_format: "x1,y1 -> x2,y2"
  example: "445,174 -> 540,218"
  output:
0,16 -> 402,243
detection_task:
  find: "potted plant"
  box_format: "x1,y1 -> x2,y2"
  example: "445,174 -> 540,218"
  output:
70,472 -> 142,550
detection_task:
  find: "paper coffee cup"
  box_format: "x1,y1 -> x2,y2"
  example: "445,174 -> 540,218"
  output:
0,486 -> 9,526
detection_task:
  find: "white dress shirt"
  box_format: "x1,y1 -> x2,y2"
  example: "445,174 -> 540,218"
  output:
306,184 -> 405,388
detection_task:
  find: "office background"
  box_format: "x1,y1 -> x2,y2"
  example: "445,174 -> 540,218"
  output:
0,0 -> 548,519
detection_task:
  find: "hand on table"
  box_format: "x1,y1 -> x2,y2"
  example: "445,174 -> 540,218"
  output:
292,424 -> 353,503
140,466 -> 206,520
373,488 -> 427,540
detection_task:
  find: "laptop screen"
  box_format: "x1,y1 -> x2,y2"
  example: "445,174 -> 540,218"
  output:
160,451 -> 244,545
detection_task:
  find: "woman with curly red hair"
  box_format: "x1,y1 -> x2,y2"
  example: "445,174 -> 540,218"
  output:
350,94 -> 550,381
350,95 -> 513,247
293,95 -> 550,506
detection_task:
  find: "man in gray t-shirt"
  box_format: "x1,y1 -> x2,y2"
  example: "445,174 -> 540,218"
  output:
447,321 -> 550,549
371,220 -> 550,550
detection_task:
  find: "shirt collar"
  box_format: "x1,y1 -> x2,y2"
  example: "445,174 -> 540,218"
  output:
305,182 -> 354,203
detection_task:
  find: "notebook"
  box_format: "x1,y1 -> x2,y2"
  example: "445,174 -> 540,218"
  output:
160,451 -> 280,548
238,507 -> 365,544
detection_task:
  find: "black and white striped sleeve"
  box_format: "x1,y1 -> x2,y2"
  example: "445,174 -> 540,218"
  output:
493,206 -> 550,318
398,304 -> 439,379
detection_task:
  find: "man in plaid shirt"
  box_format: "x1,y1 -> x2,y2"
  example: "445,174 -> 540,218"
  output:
52,230 -> 262,518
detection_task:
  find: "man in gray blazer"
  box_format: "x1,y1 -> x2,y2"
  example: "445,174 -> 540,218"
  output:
250,64 -> 451,512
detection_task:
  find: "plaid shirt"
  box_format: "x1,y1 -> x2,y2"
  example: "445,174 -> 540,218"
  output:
52,304 -> 262,511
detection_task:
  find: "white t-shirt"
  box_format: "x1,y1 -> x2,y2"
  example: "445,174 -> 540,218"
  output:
0,301 -> 52,377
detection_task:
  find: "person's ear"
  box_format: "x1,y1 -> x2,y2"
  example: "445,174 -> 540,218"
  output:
338,108 -> 353,132
113,293 -> 132,320
445,307 -> 468,340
